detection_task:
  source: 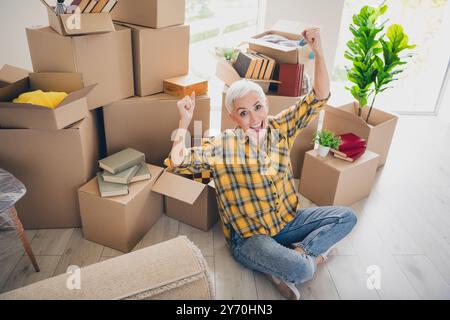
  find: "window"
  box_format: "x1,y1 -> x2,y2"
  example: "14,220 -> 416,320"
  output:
187,0 -> 263,79
331,0 -> 450,114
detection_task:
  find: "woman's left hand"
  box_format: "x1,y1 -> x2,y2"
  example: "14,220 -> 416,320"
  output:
301,27 -> 323,56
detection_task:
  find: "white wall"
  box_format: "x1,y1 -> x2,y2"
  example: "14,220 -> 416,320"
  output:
264,0 -> 345,72
0,0 -> 48,70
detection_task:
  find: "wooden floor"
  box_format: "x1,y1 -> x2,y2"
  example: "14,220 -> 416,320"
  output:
1,115 -> 450,299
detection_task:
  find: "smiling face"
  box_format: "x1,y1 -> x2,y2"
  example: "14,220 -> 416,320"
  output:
229,91 -> 269,133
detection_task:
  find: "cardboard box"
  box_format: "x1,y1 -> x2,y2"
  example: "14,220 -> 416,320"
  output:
247,20 -> 315,77
119,23 -> 189,96
26,25 -> 134,110
0,64 -> 29,88
104,94 -> 211,166
214,54 -> 279,93
0,70 -> 94,130
322,103 -> 398,167
221,86 -> 317,179
0,111 -> 101,228
41,0 -> 116,36
152,171 -> 219,231
163,74 -> 208,98
111,0 -> 185,28
299,149 -> 380,206
78,164 -> 164,253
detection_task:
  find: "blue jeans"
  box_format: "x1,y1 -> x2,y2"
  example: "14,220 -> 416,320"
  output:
230,206 -> 357,284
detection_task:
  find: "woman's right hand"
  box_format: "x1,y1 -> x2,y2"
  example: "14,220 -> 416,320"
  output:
177,91 -> 196,128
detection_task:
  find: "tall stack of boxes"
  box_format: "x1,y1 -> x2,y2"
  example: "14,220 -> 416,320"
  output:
103,0 -> 218,235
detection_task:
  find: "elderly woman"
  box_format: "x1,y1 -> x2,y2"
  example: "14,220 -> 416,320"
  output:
166,28 -> 357,300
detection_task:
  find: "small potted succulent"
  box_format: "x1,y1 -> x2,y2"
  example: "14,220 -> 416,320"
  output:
313,130 -> 341,157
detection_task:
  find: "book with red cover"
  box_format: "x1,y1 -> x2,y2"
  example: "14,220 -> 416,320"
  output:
277,63 -> 304,97
338,133 -> 366,151
334,149 -> 365,162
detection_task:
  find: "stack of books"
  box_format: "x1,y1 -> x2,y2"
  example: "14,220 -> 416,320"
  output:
66,0 -> 118,14
97,148 -> 152,197
233,50 -> 276,81
331,133 -> 367,162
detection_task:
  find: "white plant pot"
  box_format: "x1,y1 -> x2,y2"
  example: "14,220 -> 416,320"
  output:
318,145 -> 330,157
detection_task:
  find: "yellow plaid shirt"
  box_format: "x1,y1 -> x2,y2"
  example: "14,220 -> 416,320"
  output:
166,90 -> 330,244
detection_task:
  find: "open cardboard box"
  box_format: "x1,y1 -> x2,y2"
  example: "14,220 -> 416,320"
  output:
0,111 -> 100,228
41,0 -> 116,36
221,85 -> 317,179
0,67 -> 94,130
247,20 -> 315,66
26,25 -> 134,110
299,149 -> 380,206
78,164 -> 164,253
152,170 -> 219,231
322,103 -> 398,167
111,0 -> 185,29
214,54 -> 280,93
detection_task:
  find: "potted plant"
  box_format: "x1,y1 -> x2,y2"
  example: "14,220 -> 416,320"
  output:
313,130 -> 341,157
322,2 -> 416,167
344,1 -> 416,122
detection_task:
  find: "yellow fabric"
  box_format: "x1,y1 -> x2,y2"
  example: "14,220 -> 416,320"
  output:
13,90 -> 68,109
165,90 -> 330,244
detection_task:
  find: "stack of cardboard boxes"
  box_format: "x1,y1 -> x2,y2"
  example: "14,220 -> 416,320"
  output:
0,0 -> 216,251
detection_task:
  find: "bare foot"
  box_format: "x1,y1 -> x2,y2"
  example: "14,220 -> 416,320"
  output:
293,246 -> 326,265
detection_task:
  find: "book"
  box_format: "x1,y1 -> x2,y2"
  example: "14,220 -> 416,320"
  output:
97,172 -> 128,198
83,0 -> 97,13
99,148 -> 145,174
68,0 -> 91,13
258,57 -> 268,79
102,164 -> 139,184
331,145 -> 366,158
233,52 -> 256,79
130,162 -> 152,183
101,0 -> 118,13
338,133 -> 366,151
92,0 -> 109,13
256,53 -> 275,80
277,63 -> 304,97
333,148 -> 365,162
247,53 -> 263,79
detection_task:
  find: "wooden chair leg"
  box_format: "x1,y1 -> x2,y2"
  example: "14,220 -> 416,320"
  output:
8,206 -> 40,272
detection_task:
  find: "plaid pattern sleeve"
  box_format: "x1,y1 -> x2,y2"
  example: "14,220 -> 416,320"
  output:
164,138 -> 217,174
272,90 -> 330,148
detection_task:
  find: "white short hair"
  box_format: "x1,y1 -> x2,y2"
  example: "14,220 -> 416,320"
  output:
224,80 -> 266,114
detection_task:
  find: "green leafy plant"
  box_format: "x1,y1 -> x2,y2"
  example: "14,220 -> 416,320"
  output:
313,130 -> 341,149
345,1 -> 416,122
215,47 -> 239,62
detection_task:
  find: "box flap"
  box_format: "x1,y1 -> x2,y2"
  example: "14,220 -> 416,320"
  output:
29,72 -> 84,93
0,65 -> 30,84
0,78 -> 29,102
58,84 -> 96,107
214,54 -> 281,87
152,171 -> 206,205
59,13 -> 115,35
270,20 -> 310,36
323,104 -> 370,128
